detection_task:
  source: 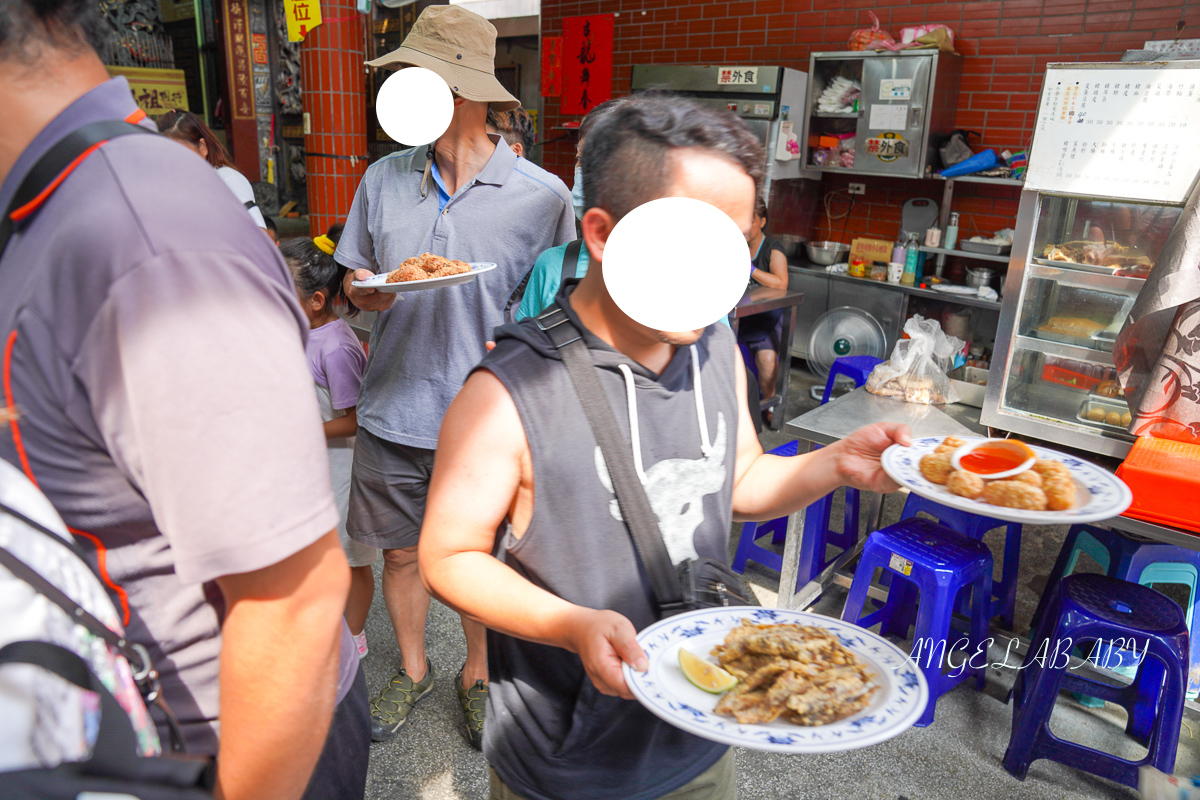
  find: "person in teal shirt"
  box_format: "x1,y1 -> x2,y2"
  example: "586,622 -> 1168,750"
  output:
515,240 -> 590,320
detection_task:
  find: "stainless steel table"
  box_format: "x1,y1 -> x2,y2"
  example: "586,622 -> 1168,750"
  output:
776,387 -> 987,610
733,285 -> 804,432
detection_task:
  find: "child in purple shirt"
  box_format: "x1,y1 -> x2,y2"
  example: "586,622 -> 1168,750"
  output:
283,231 -> 376,659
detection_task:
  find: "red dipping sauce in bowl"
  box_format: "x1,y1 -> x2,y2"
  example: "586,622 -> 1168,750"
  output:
951,440 -> 1037,480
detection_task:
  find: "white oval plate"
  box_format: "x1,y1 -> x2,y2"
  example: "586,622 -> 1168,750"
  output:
622,607 -> 928,754
351,262 -> 497,293
881,436 -> 1132,525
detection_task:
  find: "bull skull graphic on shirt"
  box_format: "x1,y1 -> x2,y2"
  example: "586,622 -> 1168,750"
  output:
594,412 -> 727,565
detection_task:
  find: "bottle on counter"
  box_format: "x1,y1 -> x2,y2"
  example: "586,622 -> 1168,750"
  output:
944,212 -> 960,252
901,232 -> 919,286
892,234 -> 907,265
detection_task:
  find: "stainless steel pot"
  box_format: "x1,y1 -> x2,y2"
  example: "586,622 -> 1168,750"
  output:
965,266 -> 995,289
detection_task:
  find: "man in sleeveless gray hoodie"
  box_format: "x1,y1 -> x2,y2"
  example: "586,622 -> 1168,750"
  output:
419,96 -> 912,800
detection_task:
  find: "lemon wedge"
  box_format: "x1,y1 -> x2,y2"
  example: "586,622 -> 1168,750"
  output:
678,648 -> 738,694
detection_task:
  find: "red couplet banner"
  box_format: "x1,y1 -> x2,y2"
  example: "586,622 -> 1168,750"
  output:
560,14 -> 613,115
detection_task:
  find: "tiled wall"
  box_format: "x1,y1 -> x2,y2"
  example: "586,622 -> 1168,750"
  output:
302,3 -> 369,237
539,0 -> 1194,244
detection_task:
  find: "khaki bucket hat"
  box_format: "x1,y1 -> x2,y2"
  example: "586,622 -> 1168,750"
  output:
367,5 -> 520,112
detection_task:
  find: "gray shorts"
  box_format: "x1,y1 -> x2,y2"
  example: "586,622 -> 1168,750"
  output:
488,750 -> 735,800
346,428 -> 436,551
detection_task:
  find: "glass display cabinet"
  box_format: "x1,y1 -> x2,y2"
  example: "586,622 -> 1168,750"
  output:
982,60 -> 1200,458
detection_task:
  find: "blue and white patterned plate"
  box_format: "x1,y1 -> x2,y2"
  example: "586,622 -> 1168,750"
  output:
622,607 -> 928,754
352,262 -> 497,293
881,436 -> 1132,524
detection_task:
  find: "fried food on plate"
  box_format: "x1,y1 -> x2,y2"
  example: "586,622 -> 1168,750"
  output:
981,480 -> 1048,511
386,253 -> 472,283
386,263 -> 427,283
919,452 -> 954,485
1012,470 -> 1043,488
946,470 -> 985,499
1031,458 -> 1071,482
1042,474 -> 1076,511
711,621 -> 877,727
934,436 -> 966,455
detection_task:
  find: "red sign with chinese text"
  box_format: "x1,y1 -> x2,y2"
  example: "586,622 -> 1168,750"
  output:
252,33 -> 268,65
540,36 -> 562,97
560,15 -> 612,115
223,0 -> 254,120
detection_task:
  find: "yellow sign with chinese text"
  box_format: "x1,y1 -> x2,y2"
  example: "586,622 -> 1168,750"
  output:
285,0 -> 322,42
106,66 -> 188,117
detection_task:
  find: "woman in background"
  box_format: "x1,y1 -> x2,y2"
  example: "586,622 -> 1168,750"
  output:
156,109 -> 267,231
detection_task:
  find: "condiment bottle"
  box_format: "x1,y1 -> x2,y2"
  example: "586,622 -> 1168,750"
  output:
944,212 -> 960,252
901,233 -> 919,286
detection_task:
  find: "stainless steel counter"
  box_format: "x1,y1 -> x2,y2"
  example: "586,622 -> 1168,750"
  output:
788,261 -> 1003,312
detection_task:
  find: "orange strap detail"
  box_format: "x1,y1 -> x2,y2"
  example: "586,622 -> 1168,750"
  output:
124,108 -> 147,125
9,142 -> 106,223
3,330 -> 131,625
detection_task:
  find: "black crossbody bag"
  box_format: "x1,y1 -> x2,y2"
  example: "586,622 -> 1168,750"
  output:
535,304 -> 755,619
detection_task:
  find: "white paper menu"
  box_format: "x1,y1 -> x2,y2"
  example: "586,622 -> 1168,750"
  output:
1025,62 -> 1200,203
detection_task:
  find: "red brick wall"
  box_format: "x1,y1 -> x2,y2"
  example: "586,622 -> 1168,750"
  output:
540,0 -> 1194,245
303,5 -> 369,237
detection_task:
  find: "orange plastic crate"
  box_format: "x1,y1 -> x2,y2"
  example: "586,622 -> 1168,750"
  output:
1116,436 -> 1200,533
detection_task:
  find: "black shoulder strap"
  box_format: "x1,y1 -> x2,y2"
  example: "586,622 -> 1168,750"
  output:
0,120 -> 151,258
243,199 -> 258,210
560,238 -> 583,284
534,304 -> 683,608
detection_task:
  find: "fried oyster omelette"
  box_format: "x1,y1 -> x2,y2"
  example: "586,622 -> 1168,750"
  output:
386,253 -> 471,283
710,621 -> 878,726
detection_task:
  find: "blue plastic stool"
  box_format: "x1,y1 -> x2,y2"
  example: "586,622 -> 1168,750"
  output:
1032,524 -> 1200,700
1002,573 -> 1188,788
842,518 -> 993,727
901,494 -> 1023,629
732,439 -> 799,577
821,355 -> 884,405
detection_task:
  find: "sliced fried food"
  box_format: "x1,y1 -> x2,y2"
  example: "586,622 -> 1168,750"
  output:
981,480 -> 1048,511
387,263 -> 428,283
1031,458 -> 1071,482
919,452 -> 954,485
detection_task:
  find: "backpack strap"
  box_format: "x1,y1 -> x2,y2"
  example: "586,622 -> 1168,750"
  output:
559,238 -> 583,284
0,120 -> 151,258
534,304 -> 684,610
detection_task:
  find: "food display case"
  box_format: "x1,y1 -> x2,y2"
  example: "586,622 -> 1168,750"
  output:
982,60 -> 1200,458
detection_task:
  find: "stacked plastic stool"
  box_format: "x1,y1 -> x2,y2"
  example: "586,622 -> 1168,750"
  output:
901,493 -> 1023,629
1031,524 -> 1200,700
1002,573 -> 1188,788
842,517 -> 993,727
820,354 -> 883,404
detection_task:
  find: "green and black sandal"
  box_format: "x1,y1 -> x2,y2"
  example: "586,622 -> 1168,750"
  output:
456,667 -> 487,750
369,658 -> 434,742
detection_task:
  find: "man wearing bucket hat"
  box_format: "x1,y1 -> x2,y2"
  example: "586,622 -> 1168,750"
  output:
335,4 -> 575,749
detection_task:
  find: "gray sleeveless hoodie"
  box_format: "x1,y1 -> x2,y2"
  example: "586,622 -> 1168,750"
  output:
477,282 -> 737,800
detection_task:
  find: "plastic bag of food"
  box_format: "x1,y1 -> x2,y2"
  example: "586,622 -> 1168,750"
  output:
849,11 -> 893,51
866,315 -> 964,404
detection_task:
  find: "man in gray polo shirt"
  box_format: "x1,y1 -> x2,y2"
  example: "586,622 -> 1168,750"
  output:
1,2 -> 362,798
337,5 -> 574,747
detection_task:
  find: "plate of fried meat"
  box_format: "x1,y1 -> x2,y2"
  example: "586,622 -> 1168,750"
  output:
351,253 -> 497,293
881,436 -> 1131,525
623,608 -> 928,753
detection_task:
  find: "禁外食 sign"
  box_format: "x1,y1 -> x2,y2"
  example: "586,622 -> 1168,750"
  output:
106,66 -> 188,117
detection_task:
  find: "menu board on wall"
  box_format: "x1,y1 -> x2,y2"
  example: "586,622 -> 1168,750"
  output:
1025,63 -> 1200,203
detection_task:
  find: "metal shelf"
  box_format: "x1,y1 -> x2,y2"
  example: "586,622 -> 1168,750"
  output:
1014,333 -> 1116,364
934,174 -> 1025,187
1025,262 -> 1144,295
919,245 -> 1011,264
811,111 -> 857,118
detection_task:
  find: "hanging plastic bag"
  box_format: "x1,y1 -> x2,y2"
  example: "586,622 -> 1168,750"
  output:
866,315 -> 964,404
849,11 -> 894,52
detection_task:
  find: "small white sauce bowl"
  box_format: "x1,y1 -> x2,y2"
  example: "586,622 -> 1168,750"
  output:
950,439 -> 1036,481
